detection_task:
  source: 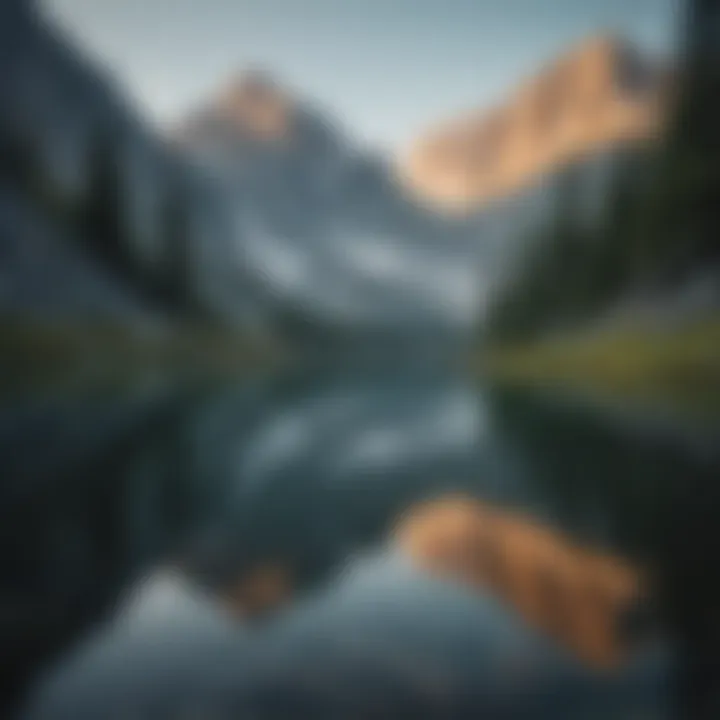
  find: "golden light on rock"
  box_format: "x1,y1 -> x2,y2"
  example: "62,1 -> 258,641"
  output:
217,72 -> 294,142
399,35 -> 667,213
391,495 -> 646,671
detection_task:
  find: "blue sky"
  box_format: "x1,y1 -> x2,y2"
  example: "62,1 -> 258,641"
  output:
43,0 -> 678,151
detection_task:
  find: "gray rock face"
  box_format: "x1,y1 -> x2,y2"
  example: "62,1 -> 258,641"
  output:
177,75 -> 488,333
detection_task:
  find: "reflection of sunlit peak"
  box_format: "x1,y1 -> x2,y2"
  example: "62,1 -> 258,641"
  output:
392,496 -> 646,671
221,562 -> 294,619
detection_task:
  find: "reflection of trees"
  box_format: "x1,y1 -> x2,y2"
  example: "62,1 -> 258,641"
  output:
0,391 -> 194,715
484,387 -> 674,554
4,370 -> 716,714
485,384 -> 720,717
0,368 -> 480,711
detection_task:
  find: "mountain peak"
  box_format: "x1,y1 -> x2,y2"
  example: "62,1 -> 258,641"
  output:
551,32 -> 657,94
571,32 -> 633,60
213,69 -> 294,139
175,68 -> 297,145
219,69 -> 285,106
400,34 -> 665,212
176,68 -> 349,164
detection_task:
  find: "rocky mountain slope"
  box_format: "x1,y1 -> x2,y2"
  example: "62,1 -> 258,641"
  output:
0,3 -> 675,338
400,36 -> 667,213
0,0 -> 188,324
0,1 -> 486,335
175,73 -> 486,333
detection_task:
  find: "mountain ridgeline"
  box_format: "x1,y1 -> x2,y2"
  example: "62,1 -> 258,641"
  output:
0,3 -> 483,339
1,0 -> 716,346
400,36 -> 666,212
477,3 -> 720,343
0,0 -> 208,325
173,72 -> 485,336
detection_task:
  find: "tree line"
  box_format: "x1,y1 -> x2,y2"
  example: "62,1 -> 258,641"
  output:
0,120 -> 198,316
486,0 -> 720,343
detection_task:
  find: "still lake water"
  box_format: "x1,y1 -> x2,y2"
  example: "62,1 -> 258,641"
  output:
1,365 -> 719,719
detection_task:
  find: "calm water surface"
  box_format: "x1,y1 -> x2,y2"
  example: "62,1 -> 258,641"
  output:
1,366 -> 719,719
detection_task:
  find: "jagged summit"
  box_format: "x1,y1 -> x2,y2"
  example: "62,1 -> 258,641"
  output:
174,66 -> 351,186
399,34 -> 666,212
223,67 -> 282,94
177,68 -> 297,143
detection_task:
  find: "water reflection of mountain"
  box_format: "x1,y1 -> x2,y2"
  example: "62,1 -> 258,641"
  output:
2,369 -> 718,718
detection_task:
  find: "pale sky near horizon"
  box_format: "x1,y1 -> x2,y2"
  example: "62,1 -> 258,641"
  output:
42,0 -> 679,152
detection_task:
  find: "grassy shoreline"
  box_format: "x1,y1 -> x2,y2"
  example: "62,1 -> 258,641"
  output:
0,319 -> 282,395
3,316 -> 720,422
476,316 -> 720,422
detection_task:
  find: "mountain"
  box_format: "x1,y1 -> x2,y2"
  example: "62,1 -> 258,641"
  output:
0,0 -> 487,340
177,71 -> 346,182
0,0 -> 259,330
175,74 -> 486,334
0,0 -> 173,324
399,36 -> 667,213
3,5 -> 665,339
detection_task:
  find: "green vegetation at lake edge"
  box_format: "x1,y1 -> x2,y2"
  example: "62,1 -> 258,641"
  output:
478,316 -> 720,421
0,319 -> 281,395
485,0 -> 720,353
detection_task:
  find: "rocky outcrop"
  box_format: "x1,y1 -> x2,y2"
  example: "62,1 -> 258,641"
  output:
400,36 -> 667,212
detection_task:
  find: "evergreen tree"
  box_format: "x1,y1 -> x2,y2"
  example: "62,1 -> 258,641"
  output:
0,127 -> 38,191
633,0 -> 720,283
484,0 -> 720,345
80,127 -> 128,273
587,154 -> 647,304
1,125 -> 80,229
486,164 -> 596,341
161,180 -> 196,312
